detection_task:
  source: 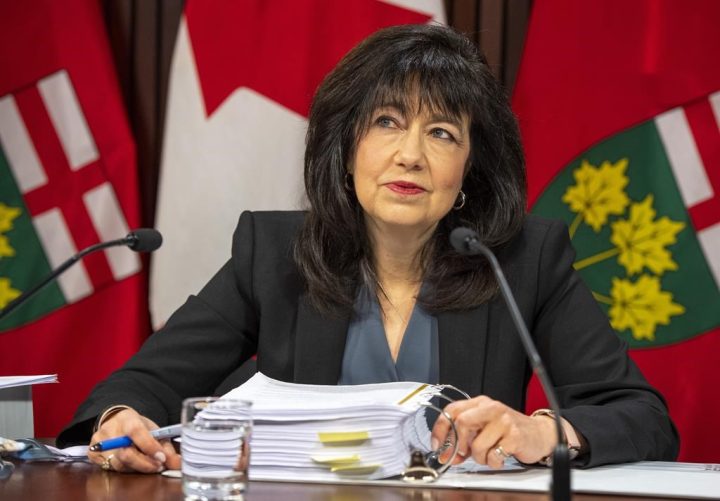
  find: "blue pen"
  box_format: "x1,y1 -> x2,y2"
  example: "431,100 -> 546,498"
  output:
88,424 -> 182,452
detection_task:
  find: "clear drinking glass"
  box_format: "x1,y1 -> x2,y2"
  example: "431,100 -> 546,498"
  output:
181,397 -> 252,501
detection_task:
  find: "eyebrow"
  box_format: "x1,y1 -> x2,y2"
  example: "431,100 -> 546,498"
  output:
427,113 -> 465,131
373,105 -> 466,131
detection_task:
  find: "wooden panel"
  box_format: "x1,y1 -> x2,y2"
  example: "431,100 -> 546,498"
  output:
102,0 -> 133,111
479,0 -> 505,80
132,0 -> 158,228
446,0 -> 532,91
156,0 -> 185,160
450,0 -> 480,46
503,0 -> 532,93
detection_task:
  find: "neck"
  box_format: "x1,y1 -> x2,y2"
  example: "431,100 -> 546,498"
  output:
366,220 -> 433,361
367,220 -> 436,287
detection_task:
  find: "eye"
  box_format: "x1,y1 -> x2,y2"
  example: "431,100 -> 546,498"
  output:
375,115 -> 396,128
430,127 -> 456,142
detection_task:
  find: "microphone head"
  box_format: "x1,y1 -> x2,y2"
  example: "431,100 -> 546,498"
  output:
127,228 -> 163,252
450,227 -> 479,255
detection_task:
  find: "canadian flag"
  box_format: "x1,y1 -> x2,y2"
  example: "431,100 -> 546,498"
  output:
151,0 -> 446,327
0,0 -> 149,436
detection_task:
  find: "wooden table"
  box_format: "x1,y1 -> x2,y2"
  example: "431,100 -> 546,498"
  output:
0,459 -> 663,501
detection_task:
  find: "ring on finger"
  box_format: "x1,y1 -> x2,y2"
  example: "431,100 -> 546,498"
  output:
100,453 -> 116,471
494,445 -> 511,459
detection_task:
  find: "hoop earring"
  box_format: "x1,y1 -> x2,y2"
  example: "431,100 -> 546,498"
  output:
345,172 -> 354,191
453,190 -> 466,210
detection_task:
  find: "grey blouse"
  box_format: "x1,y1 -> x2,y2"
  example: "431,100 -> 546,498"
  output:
338,286 -> 439,385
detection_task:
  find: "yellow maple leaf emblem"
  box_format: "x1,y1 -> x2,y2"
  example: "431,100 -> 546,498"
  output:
562,158 -> 630,236
0,235 -> 14,258
610,195 -> 685,276
0,202 -> 22,233
0,277 -> 21,309
608,275 -> 685,341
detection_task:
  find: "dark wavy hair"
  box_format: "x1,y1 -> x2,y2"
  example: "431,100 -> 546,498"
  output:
294,24 -> 526,314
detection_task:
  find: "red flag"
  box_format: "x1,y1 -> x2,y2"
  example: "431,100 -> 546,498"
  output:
514,0 -> 720,462
0,0 -> 149,436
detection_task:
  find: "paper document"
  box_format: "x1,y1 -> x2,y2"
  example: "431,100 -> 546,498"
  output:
0,375 -> 57,389
212,373 -> 444,481
256,461 -> 720,499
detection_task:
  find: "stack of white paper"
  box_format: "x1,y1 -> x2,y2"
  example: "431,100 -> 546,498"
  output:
205,373 -> 443,481
0,375 -> 57,389
0,375 -> 58,438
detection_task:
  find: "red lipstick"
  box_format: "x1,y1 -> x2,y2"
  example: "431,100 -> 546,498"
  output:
386,181 -> 425,195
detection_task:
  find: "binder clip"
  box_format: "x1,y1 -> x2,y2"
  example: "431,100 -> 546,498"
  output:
401,450 -> 439,482
401,385 -> 469,484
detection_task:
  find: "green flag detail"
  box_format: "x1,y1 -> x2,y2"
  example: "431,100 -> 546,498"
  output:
0,145 -> 66,330
533,120 -> 720,348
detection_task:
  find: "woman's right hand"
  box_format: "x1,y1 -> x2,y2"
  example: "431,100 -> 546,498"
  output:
87,408 -> 181,473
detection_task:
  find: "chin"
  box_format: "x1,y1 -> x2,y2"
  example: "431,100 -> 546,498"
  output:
375,215 -> 437,234
365,205 -> 446,234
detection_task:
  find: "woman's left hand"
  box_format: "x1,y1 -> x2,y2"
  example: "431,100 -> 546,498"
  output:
430,395 -> 556,468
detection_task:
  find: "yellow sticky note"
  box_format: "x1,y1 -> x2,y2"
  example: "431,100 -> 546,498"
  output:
317,431 -> 369,445
311,454 -> 360,466
330,463 -> 381,475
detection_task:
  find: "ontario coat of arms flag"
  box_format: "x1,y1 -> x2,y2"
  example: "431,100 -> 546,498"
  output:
515,0 -> 720,461
0,0 -> 149,436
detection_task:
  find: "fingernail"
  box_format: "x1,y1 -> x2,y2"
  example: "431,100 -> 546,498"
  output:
154,452 -> 167,463
431,438 -> 439,450
157,464 -> 165,473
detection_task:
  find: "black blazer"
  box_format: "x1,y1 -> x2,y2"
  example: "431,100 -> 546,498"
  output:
59,211 -> 678,466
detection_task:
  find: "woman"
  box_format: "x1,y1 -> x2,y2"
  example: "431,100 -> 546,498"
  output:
58,24 -> 678,473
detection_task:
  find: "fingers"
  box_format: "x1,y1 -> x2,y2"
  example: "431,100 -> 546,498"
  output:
430,400 -> 467,461
488,444 -> 512,469
125,416 -> 170,466
89,408 -> 173,473
161,440 -> 182,470
431,395 -> 545,468
452,404 -> 493,463
470,417 -> 510,469
431,396 -> 496,464
108,436 -> 180,473
111,445 -> 166,473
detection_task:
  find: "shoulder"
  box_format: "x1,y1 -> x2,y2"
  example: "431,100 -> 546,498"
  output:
230,210 -> 306,268
497,214 -> 573,266
236,210 -> 306,234
521,213 -> 568,241
233,210 -> 306,247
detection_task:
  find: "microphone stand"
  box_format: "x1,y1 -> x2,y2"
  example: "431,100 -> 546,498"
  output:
453,230 -> 572,501
0,232 -> 156,321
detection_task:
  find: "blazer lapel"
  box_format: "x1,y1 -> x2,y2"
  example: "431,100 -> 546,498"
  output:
293,294 -> 350,384
293,292 -> 490,394
438,304 -> 489,398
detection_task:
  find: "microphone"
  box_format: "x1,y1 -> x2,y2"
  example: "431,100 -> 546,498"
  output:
0,229 -> 162,321
450,227 -> 571,501
124,228 -> 163,252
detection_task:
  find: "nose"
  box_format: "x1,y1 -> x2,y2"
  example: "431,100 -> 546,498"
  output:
394,127 -> 426,170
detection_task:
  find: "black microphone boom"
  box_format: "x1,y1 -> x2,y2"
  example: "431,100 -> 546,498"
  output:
450,227 -> 571,501
0,229 -> 162,322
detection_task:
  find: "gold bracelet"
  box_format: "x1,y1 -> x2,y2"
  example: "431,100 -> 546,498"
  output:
93,405 -> 132,433
530,408 -> 581,466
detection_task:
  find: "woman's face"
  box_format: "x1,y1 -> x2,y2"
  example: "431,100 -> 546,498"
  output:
351,104 -> 471,236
